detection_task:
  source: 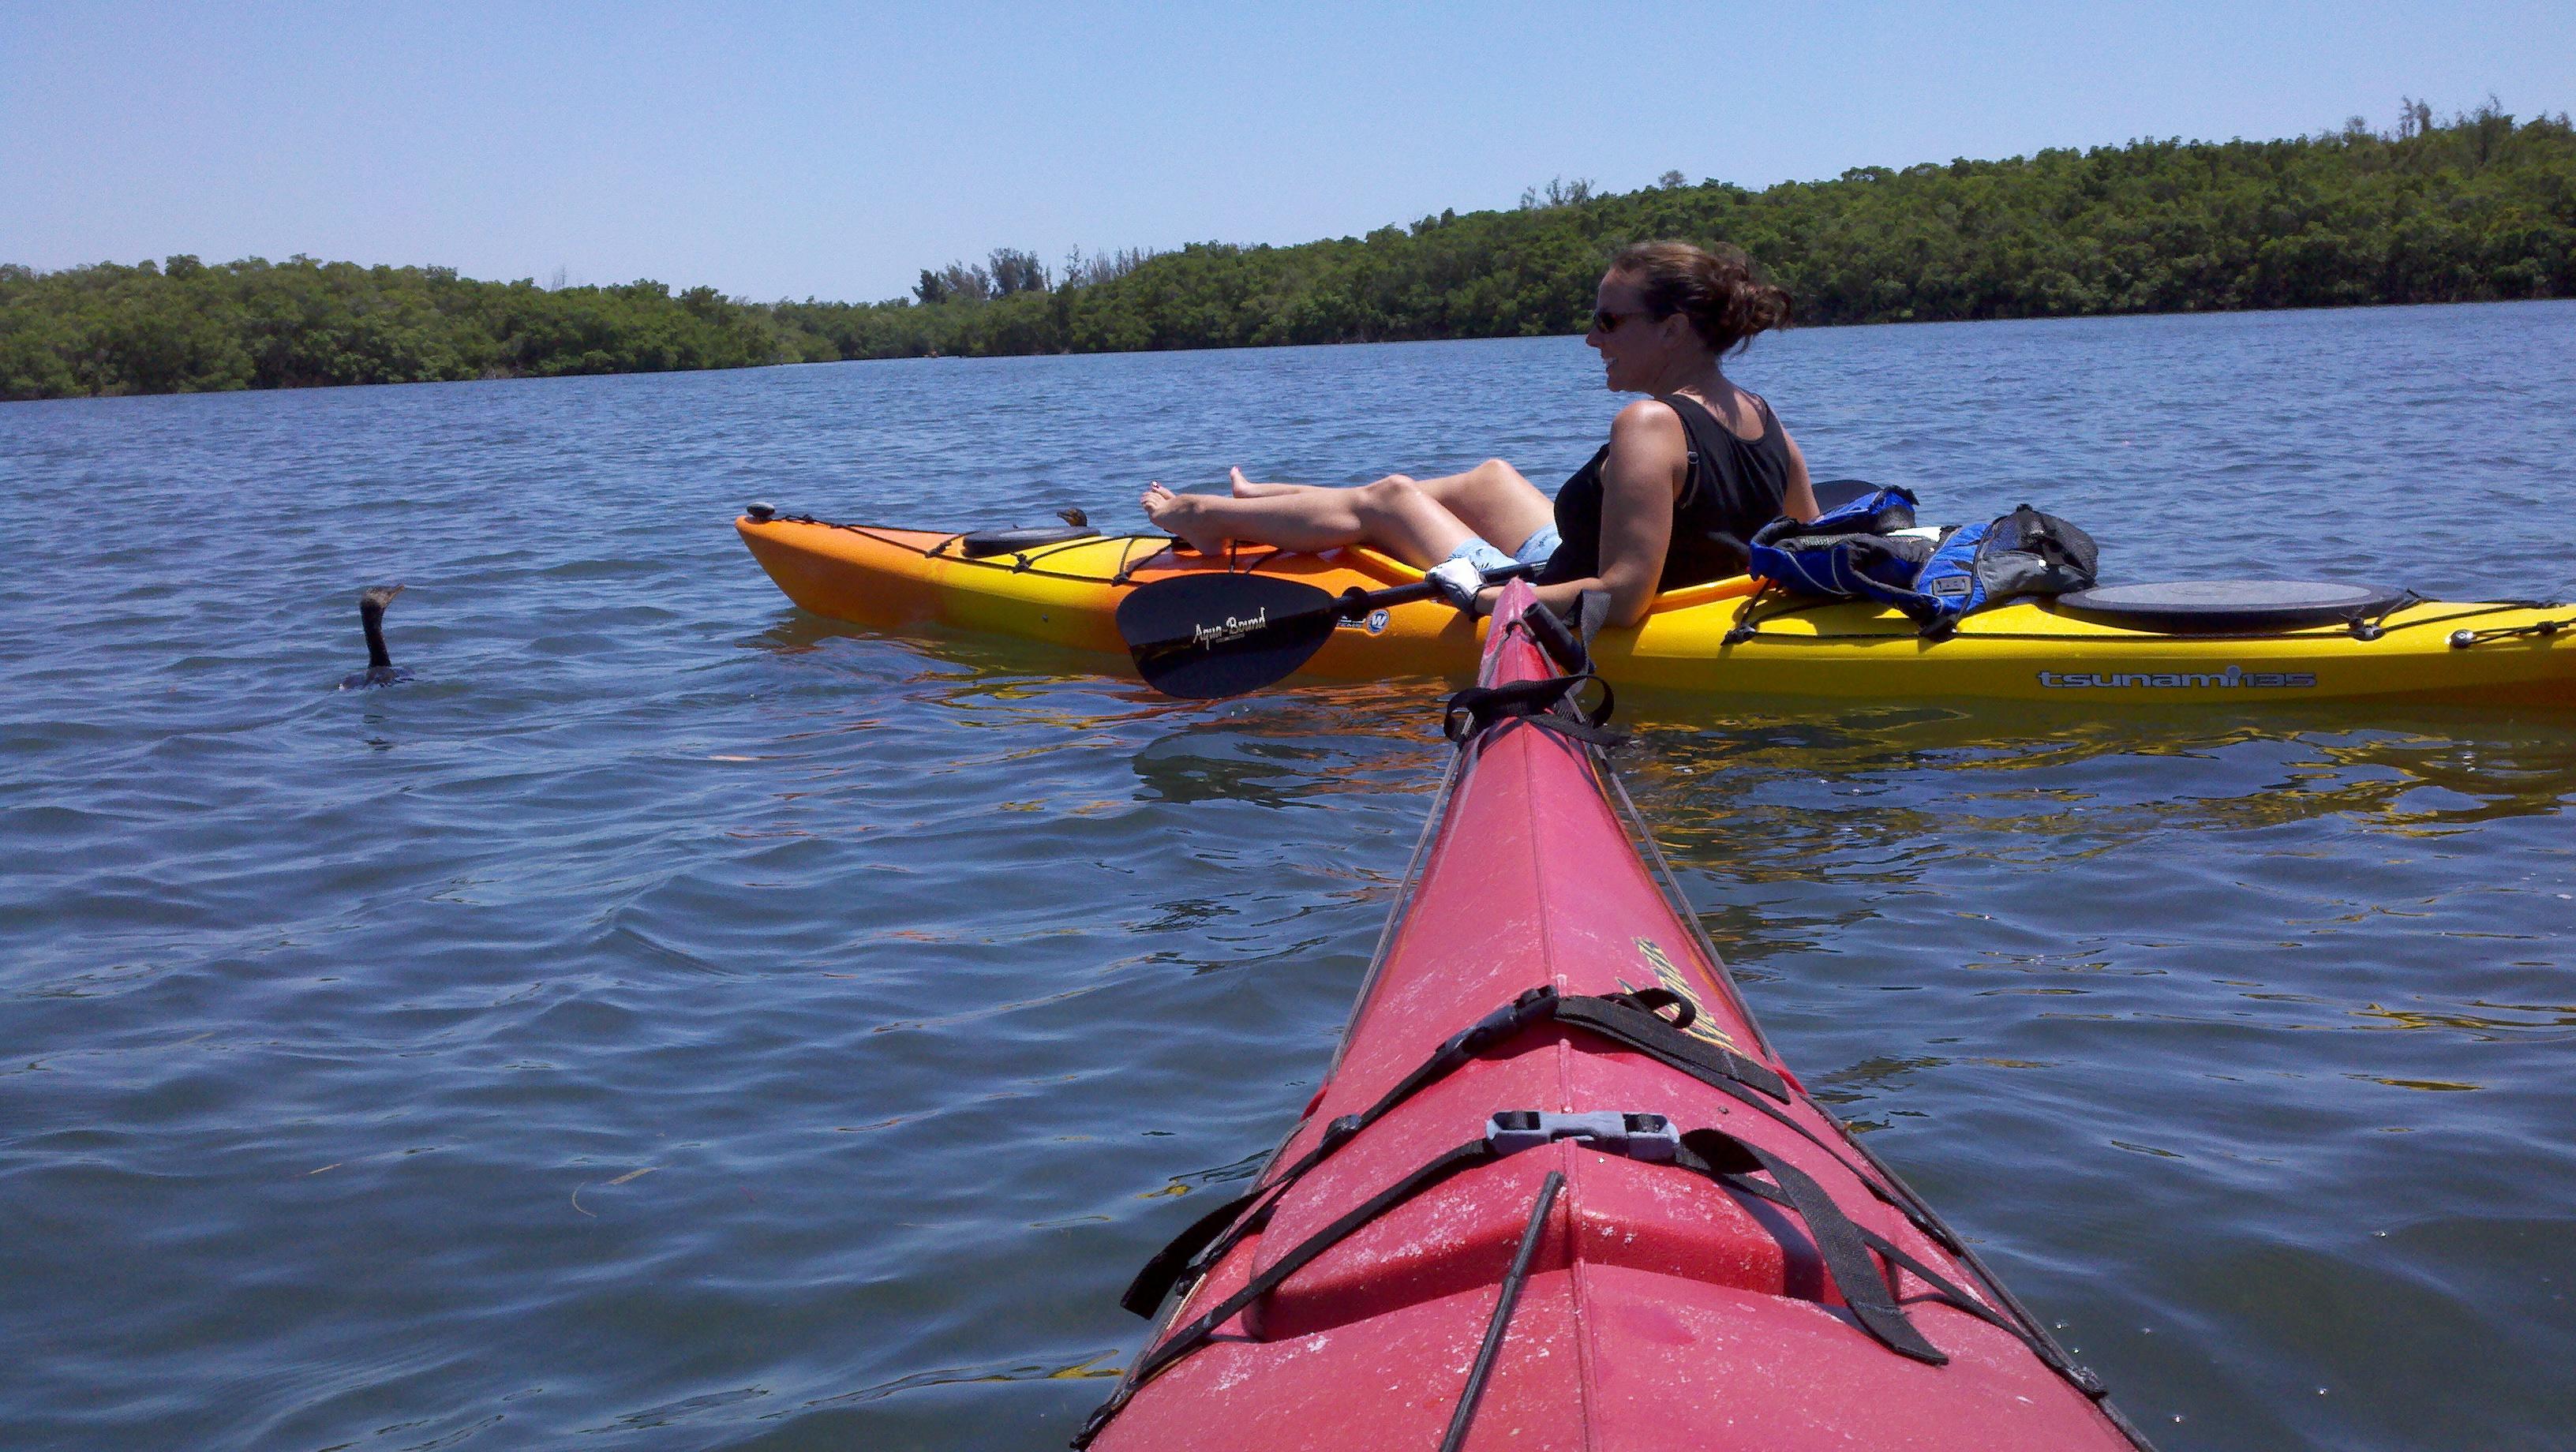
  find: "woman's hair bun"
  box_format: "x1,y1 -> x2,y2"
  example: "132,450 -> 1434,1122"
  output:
1609,240 -> 1792,355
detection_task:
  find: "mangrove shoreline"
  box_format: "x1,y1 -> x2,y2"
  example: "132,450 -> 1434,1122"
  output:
5,103 -> 2569,402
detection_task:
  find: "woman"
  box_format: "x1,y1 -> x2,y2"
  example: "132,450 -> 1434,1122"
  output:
1140,241 -> 1821,626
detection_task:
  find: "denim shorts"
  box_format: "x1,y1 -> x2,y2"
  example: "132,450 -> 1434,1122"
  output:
1443,523 -> 1560,577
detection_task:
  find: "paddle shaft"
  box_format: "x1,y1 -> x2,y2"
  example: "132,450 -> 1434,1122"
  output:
1324,559 -> 1542,621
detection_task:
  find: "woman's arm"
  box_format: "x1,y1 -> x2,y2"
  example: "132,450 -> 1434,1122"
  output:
1780,425 -> 1820,522
1476,399 -> 1687,627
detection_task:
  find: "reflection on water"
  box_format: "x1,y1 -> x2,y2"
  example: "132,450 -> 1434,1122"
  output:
1627,698 -> 2576,862
1127,702 -> 1436,808
1133,728 -> 1354,807
2357,1002 -> 2576,1037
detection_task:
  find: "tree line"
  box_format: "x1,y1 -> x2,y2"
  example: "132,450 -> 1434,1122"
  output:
5,101 -> 2569,402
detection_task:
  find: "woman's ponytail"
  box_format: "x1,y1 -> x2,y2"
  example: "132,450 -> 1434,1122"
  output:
1609,240 -> 1792,356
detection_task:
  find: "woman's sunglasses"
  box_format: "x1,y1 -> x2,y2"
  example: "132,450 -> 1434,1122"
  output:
1592,307 -> 1659,332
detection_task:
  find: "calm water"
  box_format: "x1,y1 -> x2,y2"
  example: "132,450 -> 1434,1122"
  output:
4,302 -> 2574,1452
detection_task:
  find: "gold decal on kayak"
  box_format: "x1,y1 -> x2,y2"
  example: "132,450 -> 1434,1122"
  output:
1627,937 -> 1739,1053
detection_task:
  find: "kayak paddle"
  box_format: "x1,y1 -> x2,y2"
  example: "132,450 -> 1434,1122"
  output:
1116,563 -> 1538,699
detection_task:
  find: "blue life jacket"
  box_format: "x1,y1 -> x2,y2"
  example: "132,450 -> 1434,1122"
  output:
1747,491 -> 2099,638
1747,486 -> 1927,598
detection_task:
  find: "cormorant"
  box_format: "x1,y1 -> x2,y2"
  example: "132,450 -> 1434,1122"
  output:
339,585 -> 413,689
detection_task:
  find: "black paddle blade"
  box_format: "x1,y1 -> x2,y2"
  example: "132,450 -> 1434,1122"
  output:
1116,571 -> 1344,699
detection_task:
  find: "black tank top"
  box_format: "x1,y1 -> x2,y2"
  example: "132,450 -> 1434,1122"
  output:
1537,392 -> 1794,591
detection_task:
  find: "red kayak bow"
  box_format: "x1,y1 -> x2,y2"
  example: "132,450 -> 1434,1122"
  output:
1084,580 -> 2151,1451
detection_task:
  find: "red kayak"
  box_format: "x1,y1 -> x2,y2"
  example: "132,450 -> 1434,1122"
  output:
1081,580 -> 2151,1451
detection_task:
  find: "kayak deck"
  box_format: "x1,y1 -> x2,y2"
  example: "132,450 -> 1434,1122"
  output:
1083,583 -> 2148,1450
738,515 -> 2576,707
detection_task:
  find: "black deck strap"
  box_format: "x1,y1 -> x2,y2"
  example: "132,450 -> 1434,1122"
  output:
1443,674 -> 1619,748
1480,707 -> 1625,752
1702,1164 -> 2104,1396
1117,986 -> 1819,1322
1121,988 -> 1565,1319
1571,589 -> 1612,646
1853,1222 -> 2107,1395
1556,990 -> 1791,1103
1074,1138 -> 1499,1448
1118,1187 -> 1266,1319
1081,1114 -> 2001,1448
1117,981 -> 1908,1328
1609,984 -> 1695,1029
1630,1038 -> 1919,1230
1439,1169 -> 1564,1452
1674,1129 -> 1947,1365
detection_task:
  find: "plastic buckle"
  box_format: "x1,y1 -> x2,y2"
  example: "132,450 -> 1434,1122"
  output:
1485,1110 -> 1679,1162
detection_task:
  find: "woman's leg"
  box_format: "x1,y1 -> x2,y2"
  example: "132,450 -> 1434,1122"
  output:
1142,476 -> 1480,567
1228,466 -> 1318,500
1226,461 -> 1552,532
1406,459 -> 1557,555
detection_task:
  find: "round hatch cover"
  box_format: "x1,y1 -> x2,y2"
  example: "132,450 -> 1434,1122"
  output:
2054,580 -> 2406,634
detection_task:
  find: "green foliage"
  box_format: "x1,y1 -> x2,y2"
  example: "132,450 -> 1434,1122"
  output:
987,248 -> 1050,297
4,104 -> 2570,401
0,256 -> 805,401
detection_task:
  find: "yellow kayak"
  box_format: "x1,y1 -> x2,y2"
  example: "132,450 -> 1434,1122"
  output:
736,513 -> 2576,708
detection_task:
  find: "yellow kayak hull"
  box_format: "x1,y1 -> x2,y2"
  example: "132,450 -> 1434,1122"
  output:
738,518 -> 2576,708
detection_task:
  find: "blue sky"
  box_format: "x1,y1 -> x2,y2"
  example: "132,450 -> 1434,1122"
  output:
4,1 -> 2567,301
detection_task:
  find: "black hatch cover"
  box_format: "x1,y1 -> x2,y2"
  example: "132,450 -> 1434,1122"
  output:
2053,580 -> 2406,634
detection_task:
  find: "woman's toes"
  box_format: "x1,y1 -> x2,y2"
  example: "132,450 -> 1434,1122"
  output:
1141,490 -> 1227,555
1140,484 -> 1191,529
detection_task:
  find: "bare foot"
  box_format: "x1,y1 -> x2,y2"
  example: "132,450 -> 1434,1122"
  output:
1141,482 -> 1233,556
1229,466 -> 1298,500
